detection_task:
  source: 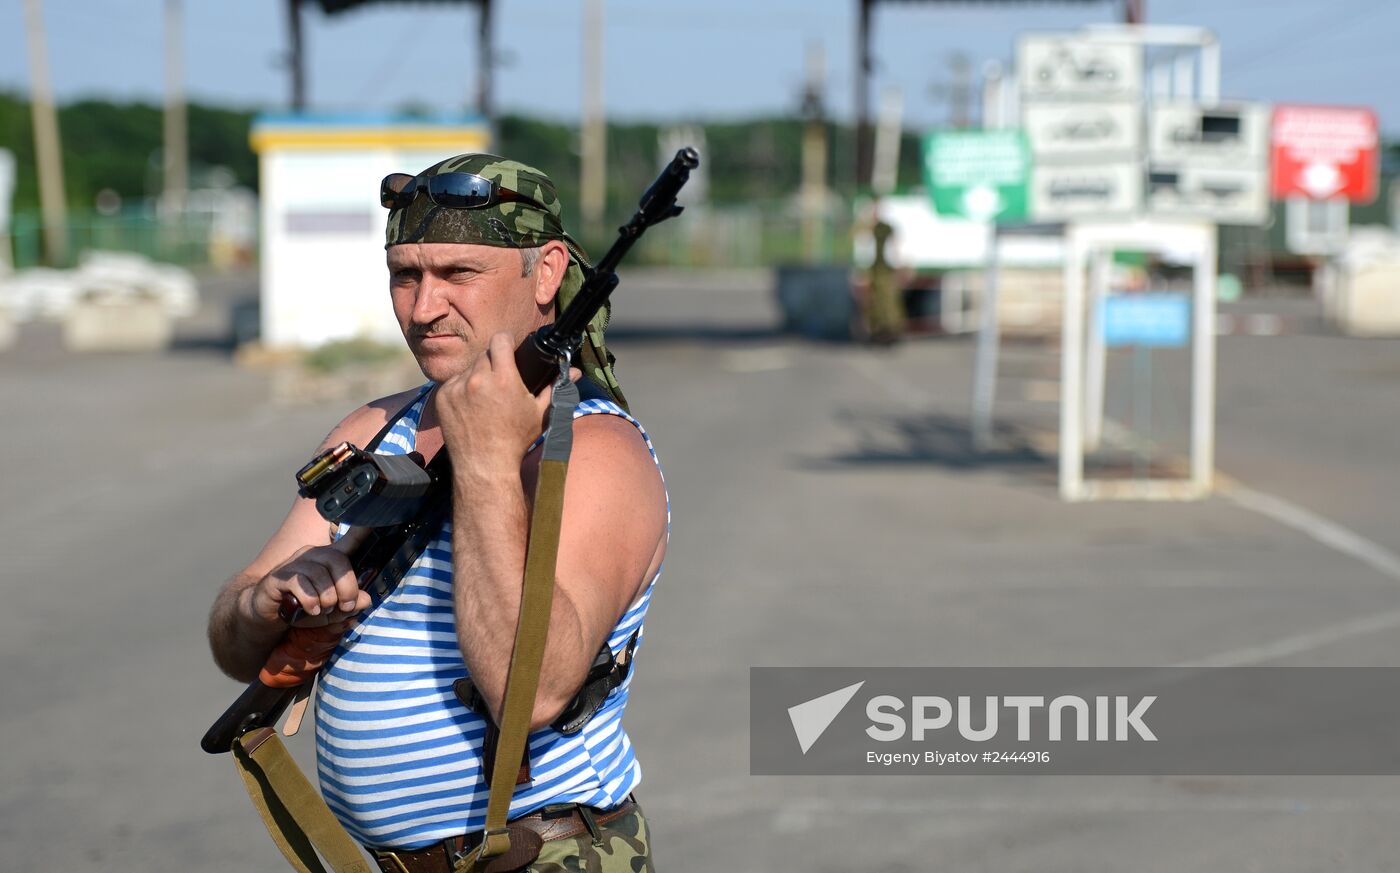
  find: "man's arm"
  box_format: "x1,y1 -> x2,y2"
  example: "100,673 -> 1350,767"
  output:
454,414 -> 666,730
206,389 -> 420,682
437,334 -> 667,731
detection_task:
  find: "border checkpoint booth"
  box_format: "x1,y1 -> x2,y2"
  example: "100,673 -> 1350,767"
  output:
251,114 -> 491,349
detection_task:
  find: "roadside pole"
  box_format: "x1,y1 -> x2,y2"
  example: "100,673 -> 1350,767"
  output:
21,0 -> 67,266
1059,225 -> 1086,500
580,0 -> 606,230
1082,247 -> 1111,452
163,0 -> 187,215
1190,224 -> 1217,492
920,128 -> 1031,452
971,220 -> 1001,449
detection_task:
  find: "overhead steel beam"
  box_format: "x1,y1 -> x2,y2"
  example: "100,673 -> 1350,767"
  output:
855,0 -> 873,188
287,0 -> 305,111
476,0 -> 493,119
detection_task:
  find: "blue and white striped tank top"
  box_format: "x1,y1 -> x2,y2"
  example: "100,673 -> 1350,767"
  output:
314,383 -> 667,849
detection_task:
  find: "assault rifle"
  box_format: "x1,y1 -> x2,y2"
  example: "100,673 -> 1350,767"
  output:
201,147 -> 699,754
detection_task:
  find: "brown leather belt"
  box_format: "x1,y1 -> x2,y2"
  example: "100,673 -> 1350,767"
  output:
370,795 -> 637,873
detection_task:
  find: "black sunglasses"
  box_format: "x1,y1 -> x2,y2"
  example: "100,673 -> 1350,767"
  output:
379,171 -> 550,213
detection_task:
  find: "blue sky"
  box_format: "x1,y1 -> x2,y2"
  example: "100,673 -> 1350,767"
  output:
0,0 -> 1395,132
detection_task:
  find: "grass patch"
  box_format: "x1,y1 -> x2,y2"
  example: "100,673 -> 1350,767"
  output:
304,337 -> 405,373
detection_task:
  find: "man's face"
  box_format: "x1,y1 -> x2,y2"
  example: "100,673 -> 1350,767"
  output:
387,241 -> 559,382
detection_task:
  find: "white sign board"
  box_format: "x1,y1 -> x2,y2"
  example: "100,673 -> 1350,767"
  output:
1024,102 -> 1140,157
1031,162 -> 1141,221
1147,165 -> 1268,225
1149,102 -> 1269,169
1285,197 -> 1349,256
1018,36 -> 1143,102
252,116 -> 491,348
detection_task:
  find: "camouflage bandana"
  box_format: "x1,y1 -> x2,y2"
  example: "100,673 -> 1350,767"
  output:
385,153 -> 627,410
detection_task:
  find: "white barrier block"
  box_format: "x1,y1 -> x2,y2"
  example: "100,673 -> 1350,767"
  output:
63,298 -> 174,352
1339,262 -> 1400,337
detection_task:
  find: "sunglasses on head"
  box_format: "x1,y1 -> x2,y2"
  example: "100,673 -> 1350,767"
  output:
379,171 -> 550,213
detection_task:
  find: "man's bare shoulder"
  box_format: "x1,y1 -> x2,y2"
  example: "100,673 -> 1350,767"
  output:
567,413 -> 663,488
318,384 -> 428,451
573,411 -> 652,453
520,410 -> 659,496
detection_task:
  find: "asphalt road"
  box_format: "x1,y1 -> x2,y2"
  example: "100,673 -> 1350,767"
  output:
2,270 -> 1398,872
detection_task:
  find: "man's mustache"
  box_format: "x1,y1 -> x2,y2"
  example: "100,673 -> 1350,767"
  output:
409,319 -> 467,340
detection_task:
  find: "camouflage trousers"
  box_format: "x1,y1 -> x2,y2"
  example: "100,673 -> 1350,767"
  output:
528,800 -> 655,873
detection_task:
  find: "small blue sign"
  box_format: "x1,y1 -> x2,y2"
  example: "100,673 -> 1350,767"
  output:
1101,293 -> 1191,348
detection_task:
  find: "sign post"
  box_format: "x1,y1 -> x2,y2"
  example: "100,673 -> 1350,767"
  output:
1015,27 -> 1274,501
923,130 -> 1031,449
1061,220 -> 1216,501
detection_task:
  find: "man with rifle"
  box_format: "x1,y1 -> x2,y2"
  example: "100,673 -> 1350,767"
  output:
208,153 -> 685,873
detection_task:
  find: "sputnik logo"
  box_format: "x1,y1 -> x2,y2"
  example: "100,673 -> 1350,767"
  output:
787,681 -> 865,754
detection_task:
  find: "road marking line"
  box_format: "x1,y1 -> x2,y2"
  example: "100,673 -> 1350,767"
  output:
1173,475 -> 1400,666
1247,313 -> 1284,336
1217,478 -> 1400,583
1174,478 -> 1400,666
847,352 -> 1400,665
1175,607 -> 1400,669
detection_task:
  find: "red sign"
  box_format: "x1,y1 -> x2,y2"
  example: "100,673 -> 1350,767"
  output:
1271,105 -> 1379,203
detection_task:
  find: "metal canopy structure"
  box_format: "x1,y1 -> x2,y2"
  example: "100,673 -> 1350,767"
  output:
282,0 -> 1137,179
284,0 -> 492,117
854,0 -> 1138,188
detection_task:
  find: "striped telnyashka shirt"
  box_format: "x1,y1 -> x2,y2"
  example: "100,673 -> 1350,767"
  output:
314,384 -> 667,849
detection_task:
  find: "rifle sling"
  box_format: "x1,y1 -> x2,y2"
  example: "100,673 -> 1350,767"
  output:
233,728 -> 372,873
457,364 -> 579,872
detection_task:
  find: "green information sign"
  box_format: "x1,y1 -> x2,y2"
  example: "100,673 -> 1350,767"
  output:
921,130 -> 1031,221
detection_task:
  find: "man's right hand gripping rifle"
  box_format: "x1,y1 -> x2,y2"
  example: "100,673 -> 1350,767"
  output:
203,423 -> 388,752
231,522 -> 372,674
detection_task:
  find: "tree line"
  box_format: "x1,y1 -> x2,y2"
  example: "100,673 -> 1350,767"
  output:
0,93 -> 933,226
7,94 -> 1388,233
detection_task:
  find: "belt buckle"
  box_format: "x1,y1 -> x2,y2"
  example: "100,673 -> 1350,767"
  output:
451,827 -> 508,866
374,851 -> 411,873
